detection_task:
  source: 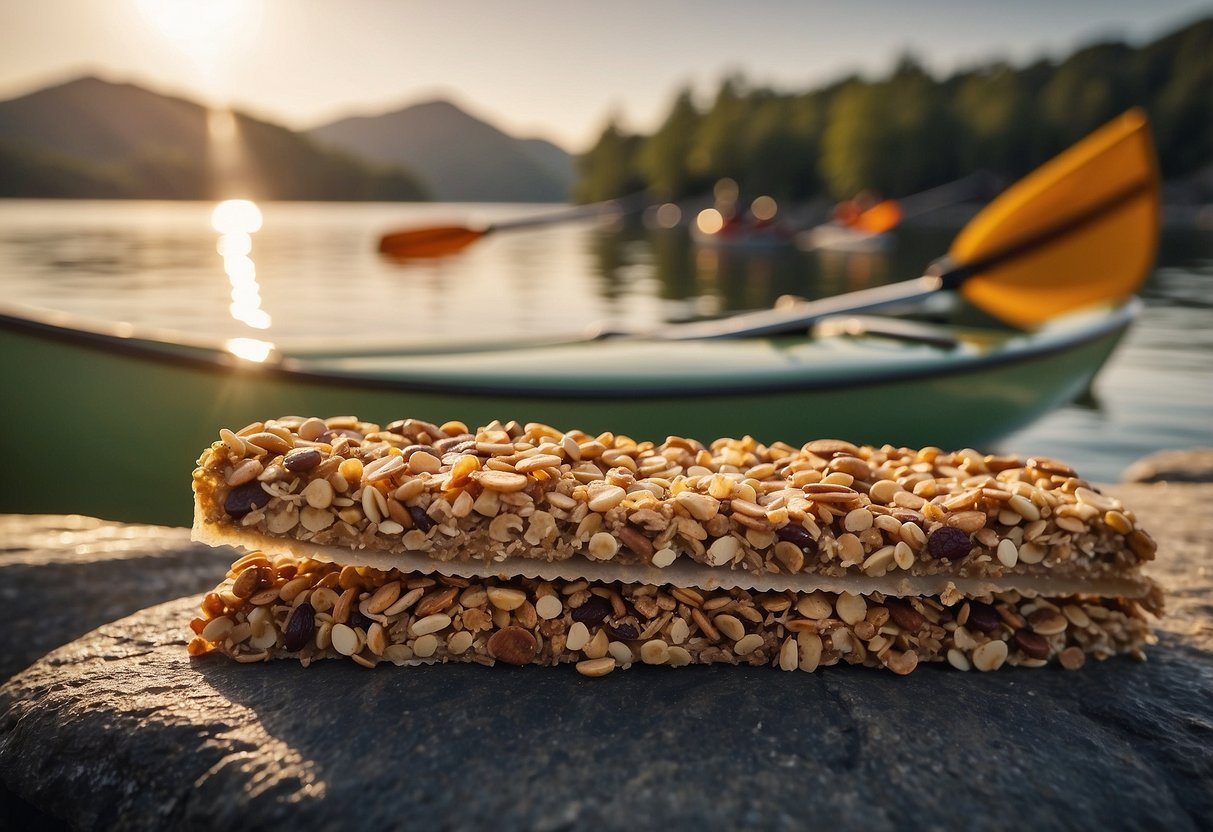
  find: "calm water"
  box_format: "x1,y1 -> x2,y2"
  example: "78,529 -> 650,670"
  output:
1,199 -> 1210,481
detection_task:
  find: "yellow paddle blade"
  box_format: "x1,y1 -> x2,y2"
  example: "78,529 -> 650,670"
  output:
378,225 -> 487,258
950,109 -> 1159,329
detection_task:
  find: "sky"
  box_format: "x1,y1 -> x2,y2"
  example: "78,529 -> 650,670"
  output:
1,1 -> 1209,152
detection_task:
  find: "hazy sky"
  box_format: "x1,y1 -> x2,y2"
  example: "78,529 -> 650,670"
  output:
1,1 -> 1208,151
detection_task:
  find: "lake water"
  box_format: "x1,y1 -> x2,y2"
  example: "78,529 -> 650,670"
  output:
1,199 -> 1210,482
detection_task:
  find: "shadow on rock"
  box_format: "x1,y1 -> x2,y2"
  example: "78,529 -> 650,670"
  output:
2,597 -> 1211,831
194,634 -> 1213,830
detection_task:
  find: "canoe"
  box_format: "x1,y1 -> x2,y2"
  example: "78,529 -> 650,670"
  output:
0,297 -> 1137,526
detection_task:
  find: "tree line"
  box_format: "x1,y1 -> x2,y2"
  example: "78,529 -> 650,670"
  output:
575,16 -> 1212,204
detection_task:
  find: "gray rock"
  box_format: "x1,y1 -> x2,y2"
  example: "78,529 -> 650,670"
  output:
0,515 -> 234,682
1,597 -> 1211,831
1,486 -> 1211,830
1122,448 -> 1213,483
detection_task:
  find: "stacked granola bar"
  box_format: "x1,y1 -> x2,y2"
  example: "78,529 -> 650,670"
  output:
189,416 -> 1159,675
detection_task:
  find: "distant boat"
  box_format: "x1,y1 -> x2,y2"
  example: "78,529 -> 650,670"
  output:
0,297 -> 1137,526
797,221 -> 894,253
691,219 -> 797,250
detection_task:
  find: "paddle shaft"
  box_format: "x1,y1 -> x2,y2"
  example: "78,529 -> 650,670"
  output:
797,173 -> 991,251
378,192 -> 649,257
895,171 -> 994,221
660,175 -> 1153,341
486,201 -> 623,233
656,277 -> 944,340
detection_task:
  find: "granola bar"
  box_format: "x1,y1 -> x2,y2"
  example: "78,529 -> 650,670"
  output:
192,416 -> 1160,606
187,551 -> 1155,675
189,416 -> 1161,673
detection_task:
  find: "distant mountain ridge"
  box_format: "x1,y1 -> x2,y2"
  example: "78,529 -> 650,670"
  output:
309,99 -> 575,202
0,76 -> 428,201
0,76 -> 576,202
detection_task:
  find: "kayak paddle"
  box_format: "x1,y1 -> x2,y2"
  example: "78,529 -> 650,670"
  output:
378,196 -> 643,259
662,109 -> 1158,339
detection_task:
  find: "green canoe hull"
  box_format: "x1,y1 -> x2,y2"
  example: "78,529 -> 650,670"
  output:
0,301 -> 1135,526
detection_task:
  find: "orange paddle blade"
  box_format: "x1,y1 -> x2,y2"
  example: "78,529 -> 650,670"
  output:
951,109 -> 1159,328
852,200 -> 902,235
378,225 -> 487,258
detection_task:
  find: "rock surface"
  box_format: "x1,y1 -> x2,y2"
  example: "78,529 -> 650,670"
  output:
1122,447 -> 1213,483
0,515 -> 234,682
2,485 -> 1212,830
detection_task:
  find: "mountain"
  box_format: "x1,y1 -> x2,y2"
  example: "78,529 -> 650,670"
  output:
309,100 -> 575,202
0,76 -> 429,201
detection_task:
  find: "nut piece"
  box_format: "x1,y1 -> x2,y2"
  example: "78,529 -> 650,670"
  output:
565,621 -> 591,651
365,581 -> 402,614
885,599 -> 925,632
535,595 -> 563,621
714,614 -> 746,642
1058,646 -> 1086,670
303,478 -> 334,509
587,532 -> 620,560
245,431 -> 291,455
946,648 -> 971,671
734,633 -> 764,655
844,508 -> 873,532
488,513 -> 523,542
1027,608 -> 1069,637
674,491 -> 718,521
884,649 -> 919,676
805,439 -> 859,458
487,587 -> 527,611
576,657 -> 616,677
640,640 -> 670,665
413,634 -> 438,658
478,470 -> 529,492
587,485 -> 627,512
651,548 -> 677,568
232,565 -> 269,599
706,535 -> 740,567
835,592 -> 867,626
448,631 -> 475,655
996,538 -> 1019,568
330,623 -> 359,656
779,637 -> 798,671
796,592 -> 833,620
618,526 -> 655,559
410,614 -> 452,637
971,639 -> 1009,672
583,628 -> 610,659
488,626 -> 538,666
412,587 -> 457,617
226,459 -> 263,487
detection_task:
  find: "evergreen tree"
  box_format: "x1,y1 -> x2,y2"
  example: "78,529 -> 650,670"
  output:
576,119 -> 644,202
576,17 -> 1212,204
637,89 -> 702,199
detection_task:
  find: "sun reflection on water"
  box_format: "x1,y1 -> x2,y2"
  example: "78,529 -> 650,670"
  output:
212,199 -> 273,359
224,337 -> 275,363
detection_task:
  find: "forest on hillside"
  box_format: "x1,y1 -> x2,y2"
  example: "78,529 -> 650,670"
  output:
575,17 -> 1212,204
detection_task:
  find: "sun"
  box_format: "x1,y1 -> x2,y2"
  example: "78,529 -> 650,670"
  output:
135,0 -> 247,41
133,0 -> 263,85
